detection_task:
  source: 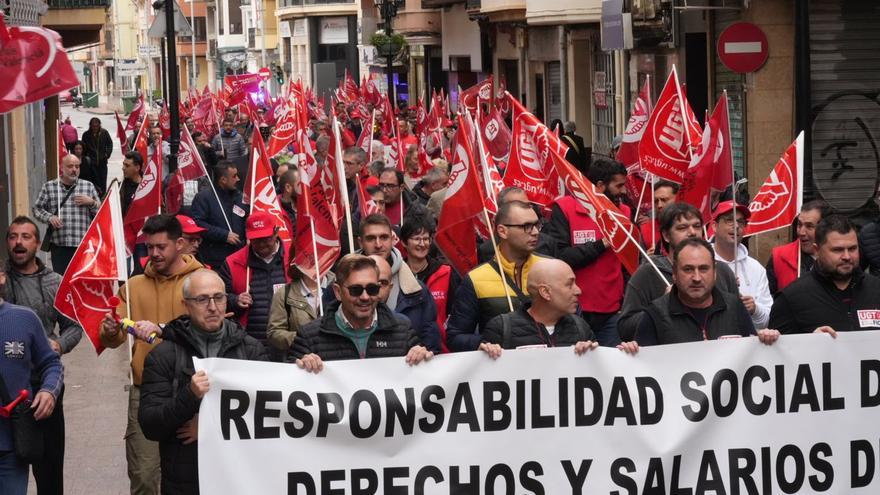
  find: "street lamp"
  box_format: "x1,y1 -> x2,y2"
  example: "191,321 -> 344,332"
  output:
374,0 -> 405,103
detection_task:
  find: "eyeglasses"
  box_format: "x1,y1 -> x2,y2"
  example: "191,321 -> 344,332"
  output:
379,183 -> 400,190
503,222 -> 543,233
408,236 -> 431,244
720,217 -> 747,227
343,284 -> 381,297
185,294 -> 227,307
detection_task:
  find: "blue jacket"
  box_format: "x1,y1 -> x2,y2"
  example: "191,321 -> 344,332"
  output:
0,302 -> 63,451
191,186 -> 247,269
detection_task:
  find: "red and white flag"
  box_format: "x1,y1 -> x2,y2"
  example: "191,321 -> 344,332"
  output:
477,105 -> 512,167
165,127 -> 209,215
639,67 -> 696,184
245,131 -> 294,247
618,77 -> 652,170
123,142 -> 162,251
710,92 -> 734,192
125,95 -> 145,132
158,103 -> 171,140
435,113 -> 486,276
743,132 -> 804,237
114,112 -> 129,155
678,118 -> 721,222
503,96 -> 567,206
132,116 -> 150,169
551,150 -> 642,274
459,76 -> 494,114
266,101 -> 296,157
55,182 -> 128,354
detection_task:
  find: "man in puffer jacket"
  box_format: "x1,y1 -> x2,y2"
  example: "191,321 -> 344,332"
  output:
139,269 -> 267,495
288,254 -> 433,370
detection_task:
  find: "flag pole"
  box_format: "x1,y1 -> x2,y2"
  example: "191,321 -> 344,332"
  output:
333,118 -> 356,253
309,216 -> 324,317
633,176 -> 649,221
650,179 -> 656,249
482,207 -> 514,312
607,210 -> 671,289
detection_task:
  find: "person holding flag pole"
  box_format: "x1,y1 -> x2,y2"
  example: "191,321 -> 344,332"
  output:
97,213 -> 204,495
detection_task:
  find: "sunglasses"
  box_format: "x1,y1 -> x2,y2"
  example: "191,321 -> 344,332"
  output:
343,283 -> 381,297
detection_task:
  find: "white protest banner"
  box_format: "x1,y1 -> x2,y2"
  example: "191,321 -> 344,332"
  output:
196,332 -> 880,494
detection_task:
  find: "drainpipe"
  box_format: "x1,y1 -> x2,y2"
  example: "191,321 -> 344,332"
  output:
794,0 -> 812,197
559,25 -> 568,121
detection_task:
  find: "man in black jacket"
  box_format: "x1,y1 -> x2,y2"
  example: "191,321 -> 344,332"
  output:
289,254 -> 433,371
191,161 -> 247,269
480,259 -> 606,355
637,238 -> 780,346
138,269 -> 267,495
770,214 -> 880,335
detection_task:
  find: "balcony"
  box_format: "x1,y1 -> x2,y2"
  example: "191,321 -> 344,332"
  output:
275,0 -> 356,19
478,0 -> 525,22
43,0 -> 110,48
278,0 -> 353,7
421,0 -> 464,8
526,0 -> 599,24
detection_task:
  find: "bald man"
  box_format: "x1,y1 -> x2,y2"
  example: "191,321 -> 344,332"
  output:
369,255 -> 394,303
480,259 -> 638,356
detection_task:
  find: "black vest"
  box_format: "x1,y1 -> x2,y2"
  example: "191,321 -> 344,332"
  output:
645,288 -> 744,344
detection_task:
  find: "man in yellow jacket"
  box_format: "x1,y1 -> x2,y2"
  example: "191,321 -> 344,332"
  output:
99,215 -> 203,495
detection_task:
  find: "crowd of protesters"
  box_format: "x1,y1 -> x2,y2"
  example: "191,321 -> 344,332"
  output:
3,96 -> 880,495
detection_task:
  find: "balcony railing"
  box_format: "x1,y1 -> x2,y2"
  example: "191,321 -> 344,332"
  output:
47,0 -> 110,8
278,0 -> 354,8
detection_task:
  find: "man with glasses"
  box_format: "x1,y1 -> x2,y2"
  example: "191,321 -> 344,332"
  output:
711,200 -> 772,329
176,215 -> 208,267
290,254 -> 433,370
139,269 -> 266,494
354,214 -> 441,353
218,213 -> 290,361
99,214 -> 204,495
341,147 -> 368,255
446,200 -> 545,352
378,167 -> 427,227
544,157 -> 630,346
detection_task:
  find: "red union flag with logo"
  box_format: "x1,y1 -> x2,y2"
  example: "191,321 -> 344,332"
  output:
503,97 -> 567,206
639,67 -> 695,184
617,76 -> 652,169
245,132 -> 294,246
0,17 -> 80,114
54,182 -> 128,354
459,76 -> 494,114
123,142 -> 161,251
551,149 -> 641,274
743,132 -> 804,237
435,114 -> 486,276
267,101 -> 296,157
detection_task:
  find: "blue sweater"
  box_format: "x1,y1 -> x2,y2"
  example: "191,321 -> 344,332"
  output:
0,301 -> 64,451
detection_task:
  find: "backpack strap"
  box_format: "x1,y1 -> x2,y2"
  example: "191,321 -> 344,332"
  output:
501,313 -> 512,349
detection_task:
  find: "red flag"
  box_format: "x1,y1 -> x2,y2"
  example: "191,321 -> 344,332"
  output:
0,18 -> 79,113
158,104 -> 171,140
469,112 -> 505,214
551,150 -> 642,274
414,98 -> 427,136
459,76 -> 494,114
223,73 -> 261,105
165,127 -> 209,215
435,114 -> 486,276
503,96 -> 567,206
710,92 -> 734,192
245,131 -> 294,247
266,101 -> 296,157
114,112 -> 129,155
125,95 -> 145,132
678,119 -> 720,221
477,105 -> 512,167
618,77 -> 652,170
123,145 -> 162,251
743,132 -> 804,237
356,109 -> 374,154
132,117 -> 150,170
54,182 -> 127,354
638,67 -> 693,183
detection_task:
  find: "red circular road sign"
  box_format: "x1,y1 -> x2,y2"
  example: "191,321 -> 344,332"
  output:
717,22 -> 769,73
259,67 -> 272,80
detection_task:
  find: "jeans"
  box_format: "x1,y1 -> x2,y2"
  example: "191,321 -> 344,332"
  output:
32,386 -> 65,495
585,312 -> 622,347
0,450 -> 28,495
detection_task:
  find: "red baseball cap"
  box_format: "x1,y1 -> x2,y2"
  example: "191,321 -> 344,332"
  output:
712,200 -> 751,222
246,212 -> 277,240
176,215 -> 206,235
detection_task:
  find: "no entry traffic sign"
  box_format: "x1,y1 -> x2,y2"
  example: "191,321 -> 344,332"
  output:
259,67 -> 272,80
717,22 -> 769,74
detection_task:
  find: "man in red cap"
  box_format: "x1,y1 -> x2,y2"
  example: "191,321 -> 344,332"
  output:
176,214 -> 209,267
710,200 -> 773,329
217,212 -> 290,361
